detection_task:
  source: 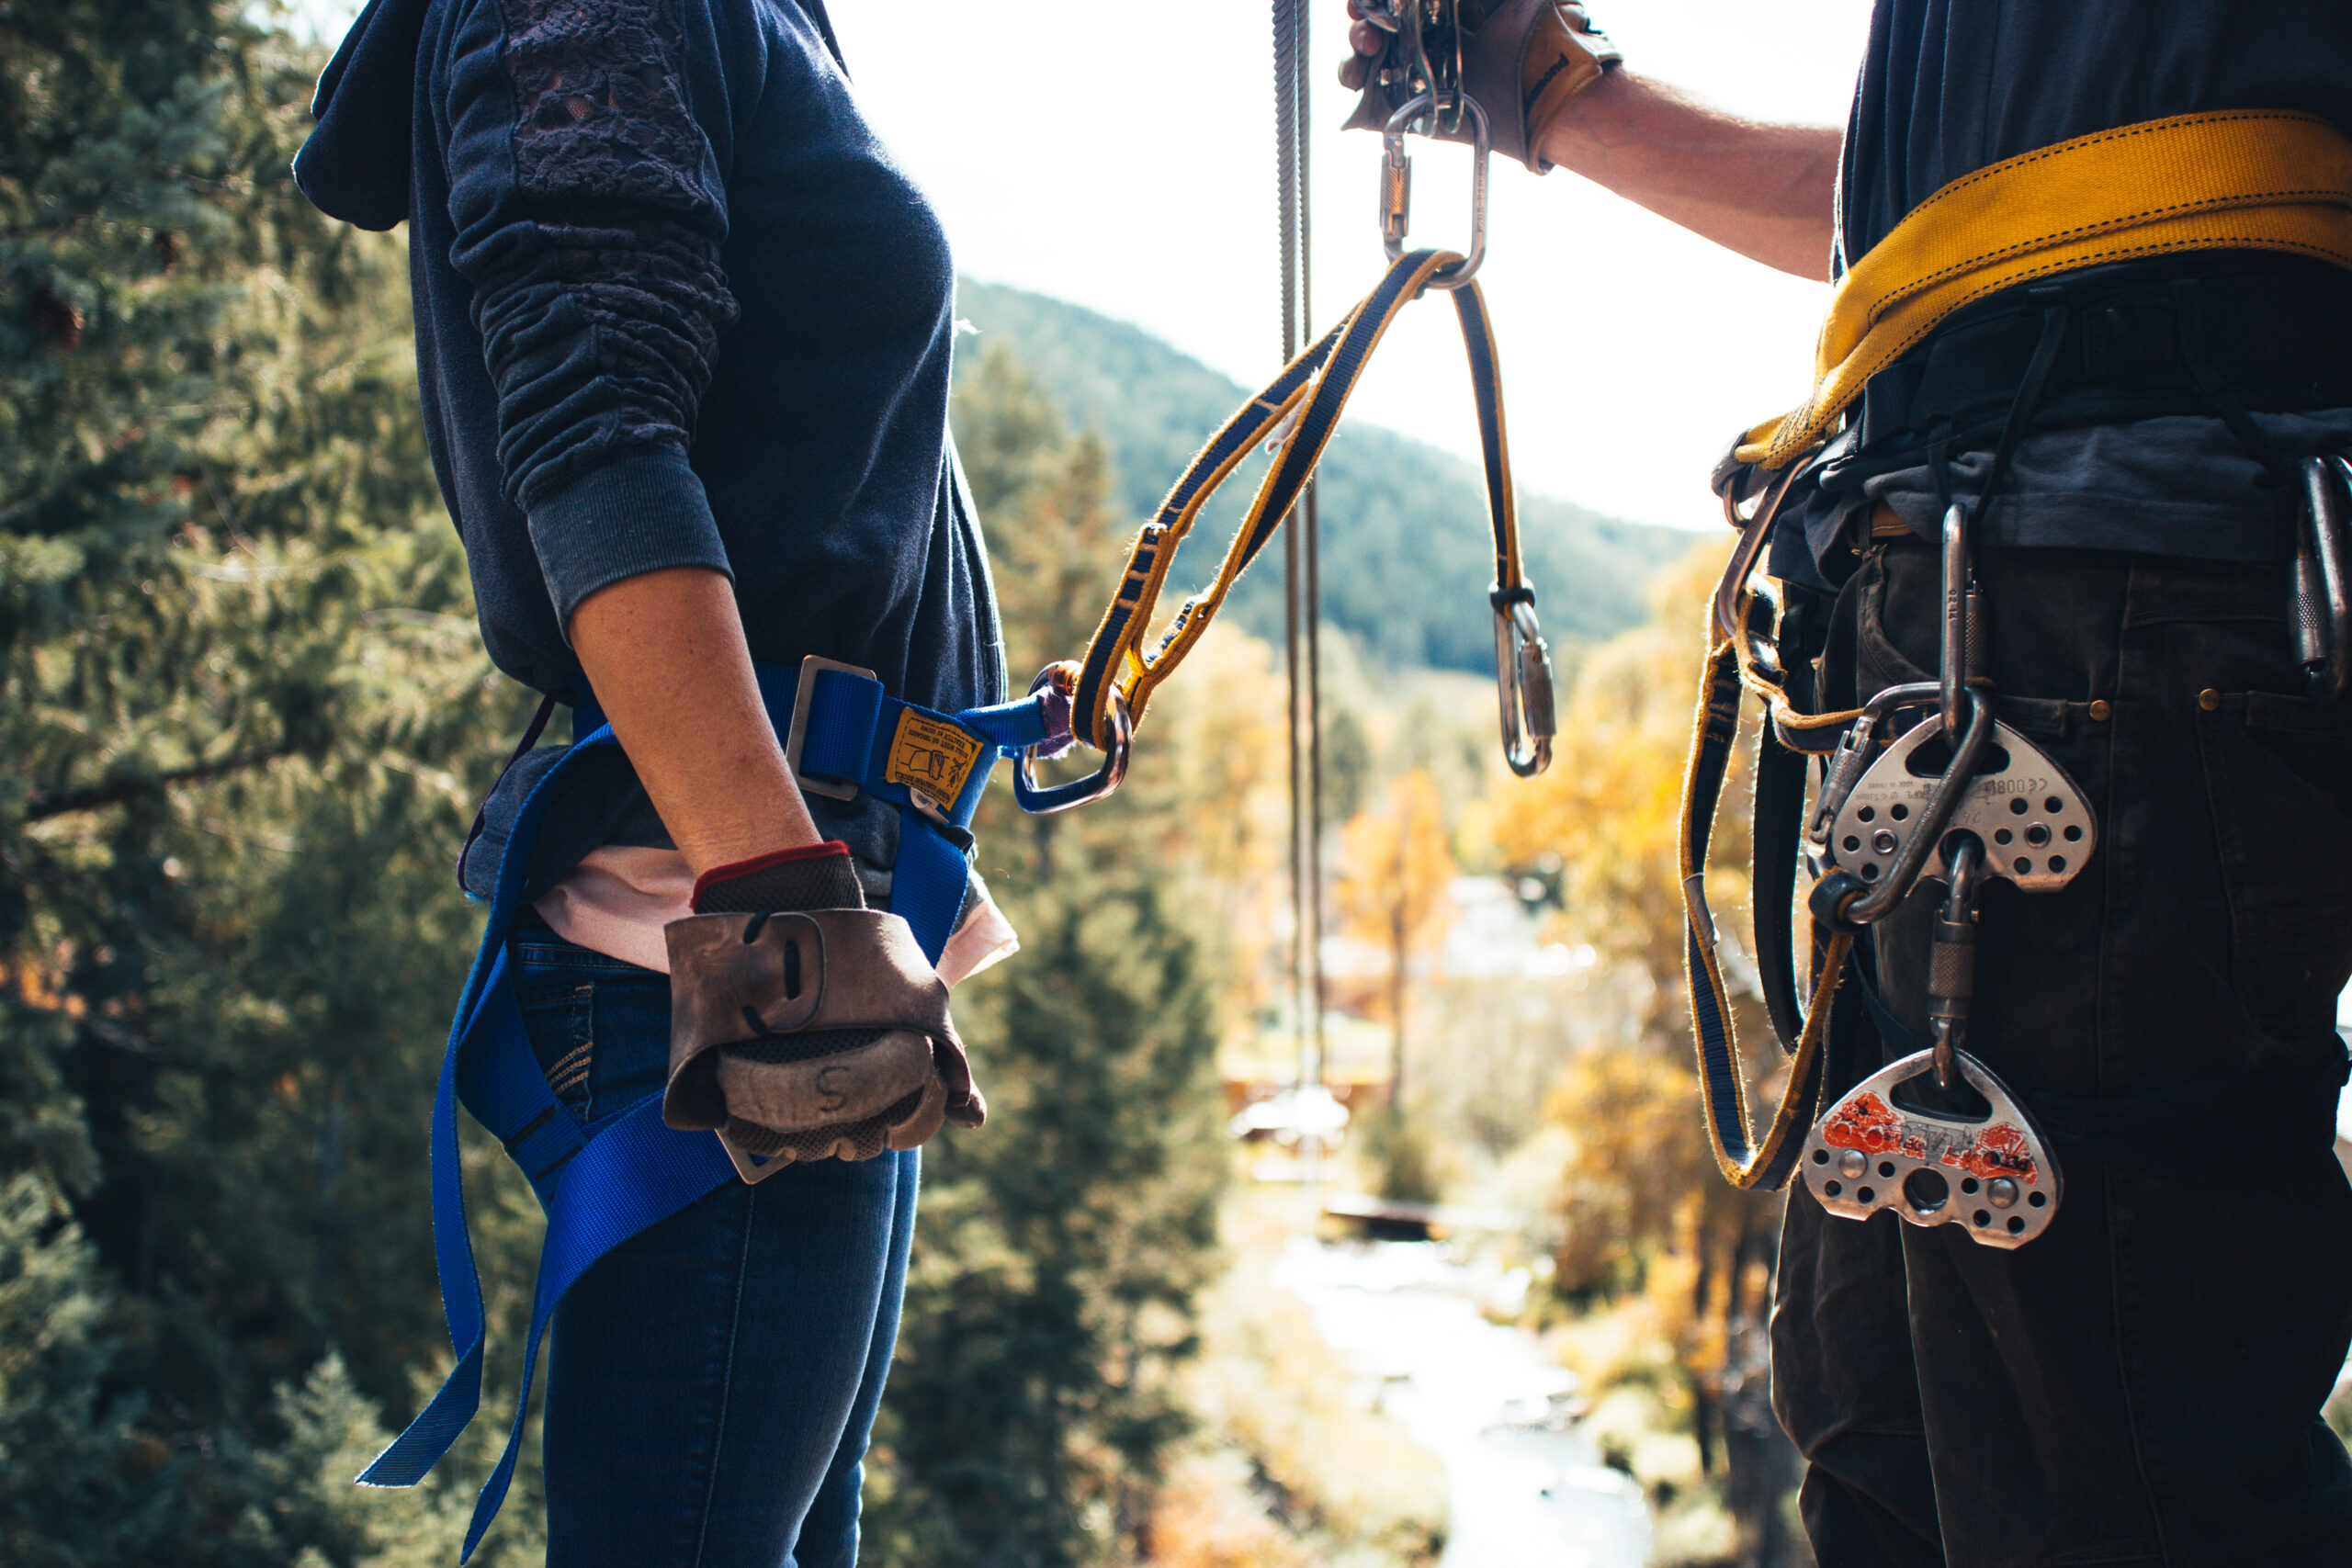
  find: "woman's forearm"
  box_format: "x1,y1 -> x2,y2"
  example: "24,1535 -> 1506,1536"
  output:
568,566 -> 819,876
1539,71 -> 1842,280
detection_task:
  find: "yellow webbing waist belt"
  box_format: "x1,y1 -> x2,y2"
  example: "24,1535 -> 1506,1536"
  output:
1739,109 -> 2352,470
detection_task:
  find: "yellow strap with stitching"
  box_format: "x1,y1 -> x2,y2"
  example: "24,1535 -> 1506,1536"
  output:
1740,109 -> 2352,470
1069,248 -> 1528,751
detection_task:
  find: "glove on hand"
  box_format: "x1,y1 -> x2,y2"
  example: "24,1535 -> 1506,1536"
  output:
1342,0 -> 1621,175
662,841 -> 984,1169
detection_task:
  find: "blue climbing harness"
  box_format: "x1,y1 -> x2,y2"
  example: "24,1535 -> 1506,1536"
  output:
359,658 -> 1051,1561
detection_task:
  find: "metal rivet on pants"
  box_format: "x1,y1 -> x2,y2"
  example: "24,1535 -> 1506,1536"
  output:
2087,699 -> 2112,722
2198,689 -> 2221,712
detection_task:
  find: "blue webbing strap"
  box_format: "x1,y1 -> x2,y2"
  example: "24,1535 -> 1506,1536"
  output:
363,667 -> 1046,1560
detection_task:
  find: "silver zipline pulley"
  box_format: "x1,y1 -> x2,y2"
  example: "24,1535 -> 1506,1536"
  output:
1800,1046 -> 2063,1249
1801,487 -> 2089,1246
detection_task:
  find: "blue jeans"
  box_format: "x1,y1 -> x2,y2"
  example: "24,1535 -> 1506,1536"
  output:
513,912 -> 919,1568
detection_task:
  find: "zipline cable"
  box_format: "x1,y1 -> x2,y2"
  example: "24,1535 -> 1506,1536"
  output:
1273,0 -> 1327,1092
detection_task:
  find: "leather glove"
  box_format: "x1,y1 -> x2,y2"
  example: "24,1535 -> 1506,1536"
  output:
662,841 -> 985,1170
1341,0 -> 1622,175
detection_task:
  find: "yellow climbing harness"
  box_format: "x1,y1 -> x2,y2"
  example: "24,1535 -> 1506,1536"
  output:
1688,109 -> 2352,1190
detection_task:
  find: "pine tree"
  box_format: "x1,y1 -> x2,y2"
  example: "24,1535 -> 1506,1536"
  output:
2,6 -> 541,1562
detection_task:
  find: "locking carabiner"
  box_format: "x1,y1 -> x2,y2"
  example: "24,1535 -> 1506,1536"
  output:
1811,684 -> 1996,931
1491,589 -> 1556,778
1381,92 -> 1487,289
2292,455 -> 2352,705
1012,663 -> 1131,815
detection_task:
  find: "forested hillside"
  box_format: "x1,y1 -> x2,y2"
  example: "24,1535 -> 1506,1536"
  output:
955,280 -> 1691,671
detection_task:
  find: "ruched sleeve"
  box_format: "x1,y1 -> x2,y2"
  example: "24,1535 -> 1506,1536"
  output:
440,0 -> 741,628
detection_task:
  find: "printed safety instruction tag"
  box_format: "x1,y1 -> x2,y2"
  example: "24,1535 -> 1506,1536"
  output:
887,711 -> 985,815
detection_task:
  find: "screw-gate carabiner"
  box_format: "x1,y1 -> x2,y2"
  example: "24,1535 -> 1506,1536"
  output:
1012,664 -> 1130,815
1804,679 -> 1943,849
1492,592 -> 1556,778
1812,684 -> 1996,931
2293,455 -> 2352,705
1382,93 -> 1487,289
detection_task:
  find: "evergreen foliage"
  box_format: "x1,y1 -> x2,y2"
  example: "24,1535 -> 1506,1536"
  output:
1,5 -> 537,1561
2,13 -> 1239,1563
863,350 -> 1235,1567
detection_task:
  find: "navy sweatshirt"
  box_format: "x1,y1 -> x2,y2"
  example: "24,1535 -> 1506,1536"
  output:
296,0 -> 1005,881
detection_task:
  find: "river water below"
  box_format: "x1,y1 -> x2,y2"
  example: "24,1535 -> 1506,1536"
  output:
1271,1236 -> 1651,1568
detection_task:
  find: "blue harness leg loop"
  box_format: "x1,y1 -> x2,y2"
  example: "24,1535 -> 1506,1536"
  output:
364,664 -> 1049,1560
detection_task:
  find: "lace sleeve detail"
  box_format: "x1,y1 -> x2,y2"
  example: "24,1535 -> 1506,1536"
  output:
443,0 -> 741,610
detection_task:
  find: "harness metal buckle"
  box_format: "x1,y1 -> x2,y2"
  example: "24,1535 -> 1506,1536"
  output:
1801,1047 -> 2063,1249
1013,664 -> 1131,815
1492,592 -> 1555,778
785,655 -> 878,803
1381,92 -> 1488,288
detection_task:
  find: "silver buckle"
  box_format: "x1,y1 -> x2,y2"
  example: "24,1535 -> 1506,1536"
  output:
784,655 -> 876,803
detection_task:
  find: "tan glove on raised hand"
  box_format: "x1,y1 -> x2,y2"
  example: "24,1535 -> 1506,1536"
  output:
1342,0 -> 1622,175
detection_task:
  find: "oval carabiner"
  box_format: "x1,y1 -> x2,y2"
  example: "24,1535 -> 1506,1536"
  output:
1012,665 -> 1131,815
1836,685 -> 1996,929
1381,92 -> 1488,289
1492,592 -> 1556,778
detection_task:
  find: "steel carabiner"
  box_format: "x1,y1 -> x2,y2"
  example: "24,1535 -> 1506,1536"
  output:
1012,664 -> 1131,815
2292,455 -> 2352,705
1381,92 -> 1488,289
1810,684 -> 1996,931
1492,591 -> 1556,778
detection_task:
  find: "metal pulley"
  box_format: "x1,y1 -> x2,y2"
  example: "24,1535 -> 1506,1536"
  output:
1799,1045 -> 2064,1249
1799,487 -> 2099,1247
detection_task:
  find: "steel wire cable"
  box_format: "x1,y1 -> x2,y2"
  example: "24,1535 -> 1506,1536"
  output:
1272,0 -> 1327,1090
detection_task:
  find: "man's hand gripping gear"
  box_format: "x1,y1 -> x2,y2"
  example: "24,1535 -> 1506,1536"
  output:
1342,0 -> 1620,174
662,841 -> 984,1182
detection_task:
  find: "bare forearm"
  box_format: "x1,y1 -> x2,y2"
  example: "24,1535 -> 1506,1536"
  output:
1540,71 -> 1841,280
567,567 -> 818,876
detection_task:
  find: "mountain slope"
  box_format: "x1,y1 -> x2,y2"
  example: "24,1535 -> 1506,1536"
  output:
954,279 -> 1690,671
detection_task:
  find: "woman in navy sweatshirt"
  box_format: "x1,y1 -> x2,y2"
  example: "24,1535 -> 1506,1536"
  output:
299,0 -> 1008,1560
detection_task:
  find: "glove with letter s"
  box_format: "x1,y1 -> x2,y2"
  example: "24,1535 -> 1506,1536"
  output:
662,841 -> 984,1176
1341,0 -> 1622,174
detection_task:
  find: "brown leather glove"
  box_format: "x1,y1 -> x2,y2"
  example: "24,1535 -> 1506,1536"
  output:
662,842 -> 984,1173
1342,0 -> 1621,175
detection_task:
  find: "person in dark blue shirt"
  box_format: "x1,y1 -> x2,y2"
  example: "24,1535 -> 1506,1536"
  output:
300,0 -> 1008,1559
1350,5 -> 2352,1563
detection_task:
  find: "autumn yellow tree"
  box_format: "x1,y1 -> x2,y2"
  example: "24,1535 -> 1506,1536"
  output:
1335,769 -> 1456,1104
1490,537 -> 1803,1541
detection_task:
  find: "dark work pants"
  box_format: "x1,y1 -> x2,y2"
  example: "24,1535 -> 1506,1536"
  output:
1772,539 -> 2352,1566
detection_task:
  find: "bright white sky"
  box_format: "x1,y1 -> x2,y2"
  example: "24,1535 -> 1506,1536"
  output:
293,0 -> 1878,531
